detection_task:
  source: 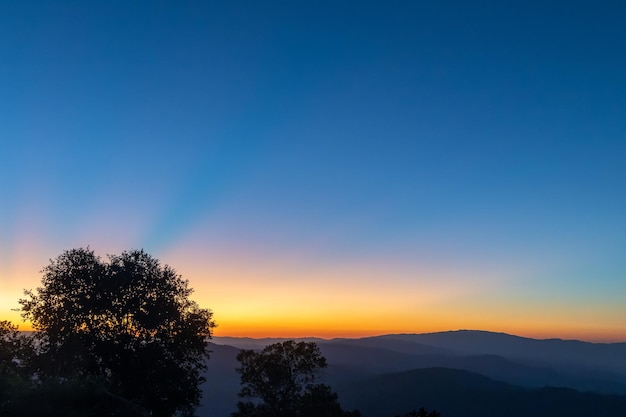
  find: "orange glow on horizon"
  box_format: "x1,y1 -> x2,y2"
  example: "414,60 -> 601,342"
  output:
2,243 -> 625,344
205,319 -> 626,342
4,313 -> 626,343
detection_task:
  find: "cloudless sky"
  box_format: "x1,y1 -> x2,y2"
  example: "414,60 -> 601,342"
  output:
2,1 -> 626,341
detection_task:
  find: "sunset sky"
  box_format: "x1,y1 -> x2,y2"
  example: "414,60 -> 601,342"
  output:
2,1 -> 625,341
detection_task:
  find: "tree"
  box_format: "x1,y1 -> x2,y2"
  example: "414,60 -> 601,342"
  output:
394,408 -> 441,417
0,320 -> 28,377
233,340 -> 360,417
0,321 -> 29,413
19,248 -> 216,417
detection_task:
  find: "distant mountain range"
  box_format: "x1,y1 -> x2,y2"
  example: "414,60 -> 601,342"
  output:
338,367 -> 626,417
200,330 -> 626,417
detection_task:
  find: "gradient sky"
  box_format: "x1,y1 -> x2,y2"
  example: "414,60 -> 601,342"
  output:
1,1 -> 625,341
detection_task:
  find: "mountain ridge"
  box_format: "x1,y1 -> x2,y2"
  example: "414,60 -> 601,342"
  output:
200,331 -> 626,417
213,329 -> 626,347
336,367 -> 626,417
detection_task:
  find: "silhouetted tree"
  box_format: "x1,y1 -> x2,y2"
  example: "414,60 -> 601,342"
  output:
394,407 -> 441,417
299,384 -> 361,417
233,341 -> 360,417
0,320 -> 38,416
2,375 -> 146,417
0,321 -> 28,376
19,248 -> 216,417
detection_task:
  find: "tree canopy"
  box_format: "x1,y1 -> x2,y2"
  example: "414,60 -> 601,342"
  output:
18,247 -> 215,417
0,320 -> 31,414
233,340 -> 360,417
0,320 -> 27,378
395,408 -> 441,417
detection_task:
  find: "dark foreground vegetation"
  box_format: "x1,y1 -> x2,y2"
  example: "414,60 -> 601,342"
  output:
0,248 -> 437,417
1,248 -> 215,416
233,340 -> 361,417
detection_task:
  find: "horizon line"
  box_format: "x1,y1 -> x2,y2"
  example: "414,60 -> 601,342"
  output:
210,329 -> 626,344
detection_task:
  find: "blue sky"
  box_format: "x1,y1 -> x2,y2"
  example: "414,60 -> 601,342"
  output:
1,1 -> 625,339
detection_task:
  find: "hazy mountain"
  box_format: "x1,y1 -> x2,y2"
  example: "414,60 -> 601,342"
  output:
378,330 -> 626,372
200,331 -> 626,417
212,336 -> 326,350
318,342 -> 626,395
198,343 -> 241,417
336,367 -> 626,417
328,336 -> 449,355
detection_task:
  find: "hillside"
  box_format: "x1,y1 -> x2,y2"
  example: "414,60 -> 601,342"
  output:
336,367 -> 626,417
202,331 -> 626,417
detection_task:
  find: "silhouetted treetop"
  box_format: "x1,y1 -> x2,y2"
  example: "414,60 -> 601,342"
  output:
233,340 -> 360,417
19,247 -> 215,417
394,408 -> 441,417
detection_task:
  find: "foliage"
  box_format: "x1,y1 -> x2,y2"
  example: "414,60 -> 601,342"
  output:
299,384 -> 361,417
233,340 -> 360,417
0,320 -> 29,377
2,375 -> 132,417
19,248 -> 216,417
394,408 -> 441,417
0,320 -> 37,415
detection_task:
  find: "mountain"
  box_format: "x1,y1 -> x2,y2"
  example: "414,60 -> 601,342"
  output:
328,336 -> 449,356
212,336 -> 326,350
198,343 -> 241,417
202,330 -> 626,417
336,367 -> 626,417
375,330 -> 626,372
317,341 -> 626,395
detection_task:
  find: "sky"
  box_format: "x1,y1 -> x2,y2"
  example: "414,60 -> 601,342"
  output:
1,1 -> 625,342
